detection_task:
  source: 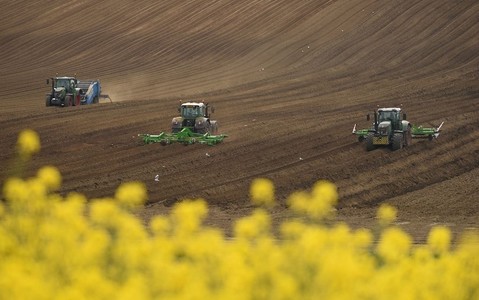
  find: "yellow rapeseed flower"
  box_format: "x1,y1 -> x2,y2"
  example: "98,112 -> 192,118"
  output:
234,209 -> 271,239
250,178 -> 275,207
353,228 -> 374,249
287,181 -> 338,220
427,226 -> 451,254
280,220 -> 308,239
311,180 -> 338,207
89,199 -> 121,225
115,181 -> 147,209
377,203 -> 397,226
16,129 -> 40,158
37,165 -> 62,191
150,216 -> 171,236
287,190 -> 309,216
377,227 -> 412,262
171,199 -> 208,234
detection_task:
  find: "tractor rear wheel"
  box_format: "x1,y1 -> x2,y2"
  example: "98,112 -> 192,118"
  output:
64,96 -> 72,107
365,134 -> 375,151
210,121 -> 218,134
404,127 -> 412,146
392,133 -> 403,151
73,94 -> 81,106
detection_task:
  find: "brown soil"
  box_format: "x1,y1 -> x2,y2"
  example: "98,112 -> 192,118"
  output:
1,0 -> 478,243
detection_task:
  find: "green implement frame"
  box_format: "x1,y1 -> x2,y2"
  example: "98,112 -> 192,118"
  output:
139,127 -> 227,146
411,122 -> 444,140
353,121 -> 444,141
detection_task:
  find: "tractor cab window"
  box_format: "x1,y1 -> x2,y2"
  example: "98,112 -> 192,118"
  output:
378,111 -> 398,122
55,79 -> 70,89
182,105 -> 200,118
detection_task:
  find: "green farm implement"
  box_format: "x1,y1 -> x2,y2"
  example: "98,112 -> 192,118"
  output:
139,128 -> 227,146
411,123 -> 444,140
352,107 -> 444,151
139,100 -> 227,146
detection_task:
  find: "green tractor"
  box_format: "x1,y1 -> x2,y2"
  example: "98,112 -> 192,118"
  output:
138,101 -> 227,146
45,76 -> 82,107
352,107 -> 443,151
171,101 -> 218,134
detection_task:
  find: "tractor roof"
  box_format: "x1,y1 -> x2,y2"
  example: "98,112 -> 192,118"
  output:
55,76 -> 76,80
181,102 -> 207,107
378,107 -> 402,112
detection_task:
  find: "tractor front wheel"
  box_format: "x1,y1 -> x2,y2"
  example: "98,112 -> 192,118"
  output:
392,133 -> 403,151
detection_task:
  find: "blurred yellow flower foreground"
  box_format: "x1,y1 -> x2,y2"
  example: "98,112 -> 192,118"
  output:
1,130 -> 478,299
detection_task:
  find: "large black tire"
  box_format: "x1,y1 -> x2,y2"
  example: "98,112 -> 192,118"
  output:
45,95 -> 51,107
404,127 -> 412,147
392,133 -> 403,151
64,96 -> 72,107
195,127 -> 208,134
172,127 -> 181,133
72,94 -> 80,106
210,121 -> 218,135
195,122 -> 210,134
365,134 -> 375,151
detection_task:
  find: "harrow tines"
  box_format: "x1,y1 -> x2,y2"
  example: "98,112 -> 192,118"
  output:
138,128 -> 227,146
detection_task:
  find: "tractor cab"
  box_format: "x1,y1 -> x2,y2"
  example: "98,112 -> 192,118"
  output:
172,101 -> 217,134
367,108 -> 406,132
47,77 -> 77,94
55,78 -> 71,89
180,103 -> 207,119
378,109 -> 400,123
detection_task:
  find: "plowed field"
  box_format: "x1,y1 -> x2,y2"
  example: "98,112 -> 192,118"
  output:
1,0 -> 478,242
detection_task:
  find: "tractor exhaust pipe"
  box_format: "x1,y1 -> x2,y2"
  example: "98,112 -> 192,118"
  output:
47,78 -> 54,94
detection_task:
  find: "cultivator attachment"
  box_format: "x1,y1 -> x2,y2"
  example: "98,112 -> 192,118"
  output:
352,124 -> 369,141
411,122 -> 444,140
139,128 -> 227,146
352,122 -> 444,141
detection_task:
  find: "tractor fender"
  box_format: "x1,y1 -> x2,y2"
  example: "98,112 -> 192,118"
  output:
401,121 -> 412,146
210,120 -> 218,134
194,117 -> 209,131
401,120 -> 411,131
